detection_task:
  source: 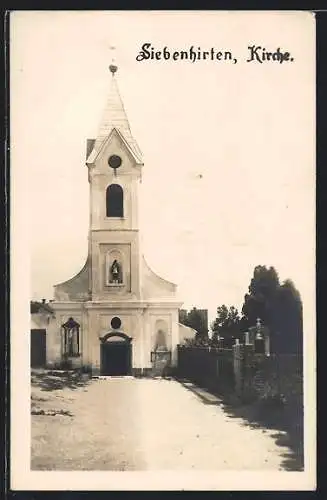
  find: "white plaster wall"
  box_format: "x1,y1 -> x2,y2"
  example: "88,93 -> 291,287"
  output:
90,231 -> 141,300
30,312 -> 51,329
141,308 -> 180,367
141,257 -> 177,299
86,307 -> 144,371
89,131 -> 141,231
46,304 -> 180,370
81,309 -> 89,367
99,313 -> 133,337
131,310 -> 143,369
46,305 -> 85,367
178,323 -> 197,343
46,317 -> 62,366
142,309 -> 152,368
87,309 -> 101,372
171,309 -> 180,366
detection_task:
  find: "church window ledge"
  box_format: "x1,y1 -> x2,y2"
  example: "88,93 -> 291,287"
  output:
151,350 -> 172,363
63,353 -> 81,359
105,216 -> 125,220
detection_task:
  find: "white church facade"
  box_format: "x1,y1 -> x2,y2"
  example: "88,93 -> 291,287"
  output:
44,64 -> 195,376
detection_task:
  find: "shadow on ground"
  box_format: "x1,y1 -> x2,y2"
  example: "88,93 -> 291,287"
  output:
221,398 -> 304,471
31,369 -> 91,392
175,377 -> 304,472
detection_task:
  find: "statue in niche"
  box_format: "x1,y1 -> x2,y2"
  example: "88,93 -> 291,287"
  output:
155,329 -> 167,351
109,259 -> 122,284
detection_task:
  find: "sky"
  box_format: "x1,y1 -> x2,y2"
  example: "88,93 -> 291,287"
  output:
10,11 -> 315,325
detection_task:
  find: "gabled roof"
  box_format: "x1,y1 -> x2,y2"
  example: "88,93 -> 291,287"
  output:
87,127 -> 143,165
31,301 -> 54,315
86,71 -> 142,165
178,323 -> 198,334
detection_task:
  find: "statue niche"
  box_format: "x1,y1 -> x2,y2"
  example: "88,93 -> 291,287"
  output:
151,324 -> 171,376
109,259 -> 123,284
154,329 -> 168,352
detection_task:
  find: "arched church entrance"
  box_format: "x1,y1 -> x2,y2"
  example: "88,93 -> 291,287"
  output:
100,332 -> 132,376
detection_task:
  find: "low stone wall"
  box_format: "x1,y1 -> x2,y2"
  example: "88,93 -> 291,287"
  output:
241,349 -> 303,406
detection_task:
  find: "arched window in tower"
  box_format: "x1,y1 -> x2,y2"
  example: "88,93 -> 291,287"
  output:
106,184 -> 123,217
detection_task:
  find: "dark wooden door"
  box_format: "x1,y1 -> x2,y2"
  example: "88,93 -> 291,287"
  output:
31,329 -> 46,367
101,341 -> 131,376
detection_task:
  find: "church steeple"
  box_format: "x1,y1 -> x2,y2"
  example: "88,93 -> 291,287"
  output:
51,58 -> 182,378
86,64 -> 142,165
84,61 -> 144,300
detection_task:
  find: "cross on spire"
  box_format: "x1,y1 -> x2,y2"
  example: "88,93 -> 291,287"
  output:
86,49 -> 143,165
109,45 -> 118,75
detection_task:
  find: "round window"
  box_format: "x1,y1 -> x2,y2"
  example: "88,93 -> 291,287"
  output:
111,317 -> 122,329
108,155 -> 122,169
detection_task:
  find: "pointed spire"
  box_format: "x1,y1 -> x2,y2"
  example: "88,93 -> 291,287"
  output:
87,56 -> 142,164
97,71 -> 132,146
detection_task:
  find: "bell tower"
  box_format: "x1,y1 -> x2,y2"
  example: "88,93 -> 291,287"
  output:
52,58 -> 182,376
86,63 -> 144,301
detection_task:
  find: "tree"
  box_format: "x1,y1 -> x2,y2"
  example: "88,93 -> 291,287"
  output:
211,305 -> 241,340
242,265 -> 280,331
274,279 -> 303,354
242,266 -> 303,354
178,309 -> 188,326
179,307 -> 208,340
211,305 -> 228,338
187,307 -> 208,340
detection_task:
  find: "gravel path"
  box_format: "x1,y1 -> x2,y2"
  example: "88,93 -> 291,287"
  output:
31,377 -> 289,471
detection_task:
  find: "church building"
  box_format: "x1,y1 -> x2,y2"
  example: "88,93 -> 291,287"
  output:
45,63 -> 195,376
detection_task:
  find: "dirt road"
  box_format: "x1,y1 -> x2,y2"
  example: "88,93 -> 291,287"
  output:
31,376 -> 292,471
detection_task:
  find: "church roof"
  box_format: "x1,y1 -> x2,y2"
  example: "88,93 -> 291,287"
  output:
86,68 -> 143,165
31,300 -> 54,315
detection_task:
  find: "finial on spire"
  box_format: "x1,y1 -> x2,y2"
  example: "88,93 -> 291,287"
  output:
109,45 -> 118,75
109,64 -> 118,75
